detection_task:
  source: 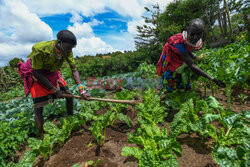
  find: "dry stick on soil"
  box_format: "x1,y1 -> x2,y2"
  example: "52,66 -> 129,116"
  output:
62,94 -> 143,106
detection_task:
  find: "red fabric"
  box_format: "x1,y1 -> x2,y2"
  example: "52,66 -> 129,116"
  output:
156,33 -> 196,76
18,59 -> 62,96
30,77 -> 67,98
18,59 -> 34,96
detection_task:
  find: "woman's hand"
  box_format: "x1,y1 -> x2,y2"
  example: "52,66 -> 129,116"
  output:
212,78 -> 226,88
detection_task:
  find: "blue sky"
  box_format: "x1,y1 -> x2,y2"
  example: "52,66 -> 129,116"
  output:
0,0 -> 173,66
40,10 -> 131,50
41,9 -> 129,36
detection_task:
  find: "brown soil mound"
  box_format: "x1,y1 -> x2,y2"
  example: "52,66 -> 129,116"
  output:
43,128 -> 138,167
30,87 -> 249,167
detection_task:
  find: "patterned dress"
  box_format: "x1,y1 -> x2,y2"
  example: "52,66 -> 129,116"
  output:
156,31 -> 203,91
18,40 -> 75,108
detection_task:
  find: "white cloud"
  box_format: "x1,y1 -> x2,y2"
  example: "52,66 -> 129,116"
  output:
0,32 -> 12,43
141,0 -> 173,10
0,0 -> 175,67
0,0 -> 53,66
0,42 -> 32,66
106,0 -> 144,18
68,22 -> 94,39
99,31 -> 136,51
74,36 -> 116,56
68,16 -> 112,56
22,0 -> 173,18
89,19 -> 104,26
22,0 -> 107,17
0,0 -> 53,43
70,11 -> 83,23
127,19 -> 147,36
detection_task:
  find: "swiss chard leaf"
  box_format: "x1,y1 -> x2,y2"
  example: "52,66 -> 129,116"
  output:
212,145 -> 241,167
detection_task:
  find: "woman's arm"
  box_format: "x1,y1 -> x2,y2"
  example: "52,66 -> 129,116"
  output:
70,64 -> 81,85
34,69 -> 56,91
189,52 -> 196,60
33,70 -> 63,97
179,53 -> 225,87
70,64 -> 90,100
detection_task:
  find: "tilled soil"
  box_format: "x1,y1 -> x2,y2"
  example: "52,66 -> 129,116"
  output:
30,88 -> 249,167
43,126 -> 138,167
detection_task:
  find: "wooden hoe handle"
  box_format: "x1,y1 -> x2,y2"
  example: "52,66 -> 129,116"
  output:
62,94 -> 142,106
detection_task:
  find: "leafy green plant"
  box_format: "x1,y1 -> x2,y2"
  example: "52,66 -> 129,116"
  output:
90,108 -> 132,155
90,90 -> 134,155
122,119 -> 181,167
238,93 -> 248,104
87,159 -> 103,167
136,89 -> 167,124
135,62 -> 157,79
211,111 -> 250,167
176,63 -> 199,87
0,97 -> 35,165
164,90 -> 200,111
169,94 -> 250,167
198,42 -> 249,109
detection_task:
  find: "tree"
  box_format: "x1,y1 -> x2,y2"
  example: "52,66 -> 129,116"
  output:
135,4 -> 163,64
135,0 -> 223,50
228,0 -> 250,34
224,0 -> 233,34
135,4 -> 161,49
9,58 -> 24,69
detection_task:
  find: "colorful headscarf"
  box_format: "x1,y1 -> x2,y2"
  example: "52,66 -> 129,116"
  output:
182,31 -> 203,49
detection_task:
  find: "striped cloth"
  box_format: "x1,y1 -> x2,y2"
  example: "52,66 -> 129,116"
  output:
156,32 -> 203,76
18,59 -> 61,96
18,59 -> 34,96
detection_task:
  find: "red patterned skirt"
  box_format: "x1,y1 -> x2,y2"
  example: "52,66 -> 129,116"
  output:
18,59 -> 69,108
31,76 -> 68,108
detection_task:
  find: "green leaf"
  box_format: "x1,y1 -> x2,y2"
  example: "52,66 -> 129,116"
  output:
141,122 -> 161,138
202,114 -> 220,124
206,124 -> 218,141
229,55 -> 239,59
222,114 -> 241,128
43,122 -> 59,135
224,126 -> 250,146
88,161 -> 93,165
140,149 -> 158,167
17,150 -> 37,167
171,140 -> 182,157
28,138 -> 42,152
165,154 -> 179,167
121,146 -> 142,159
205,96 -> 223,111
212,145 -> 241,167
127,131 -> 145,144
170,99 -> 194,138
117,113 -> 133,127
236,145 -> 247,160
72,163 -> 80,167
195,100 -> 209,113
91,121 -> 105,146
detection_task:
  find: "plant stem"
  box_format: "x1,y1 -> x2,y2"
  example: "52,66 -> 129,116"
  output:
102,127 -> 107,146
225,83 -> 232,110
211,82 -> 215,96
95,144 -> 101,156
225,126 -> 232,137
204,84 -> 207,97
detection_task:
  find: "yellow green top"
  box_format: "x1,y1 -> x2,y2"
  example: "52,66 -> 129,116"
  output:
28,40 -> 75,72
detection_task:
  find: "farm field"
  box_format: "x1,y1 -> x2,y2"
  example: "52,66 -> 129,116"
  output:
38,88 -> 249,167
0,0 -> 249,166
0,39 -> 249,167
